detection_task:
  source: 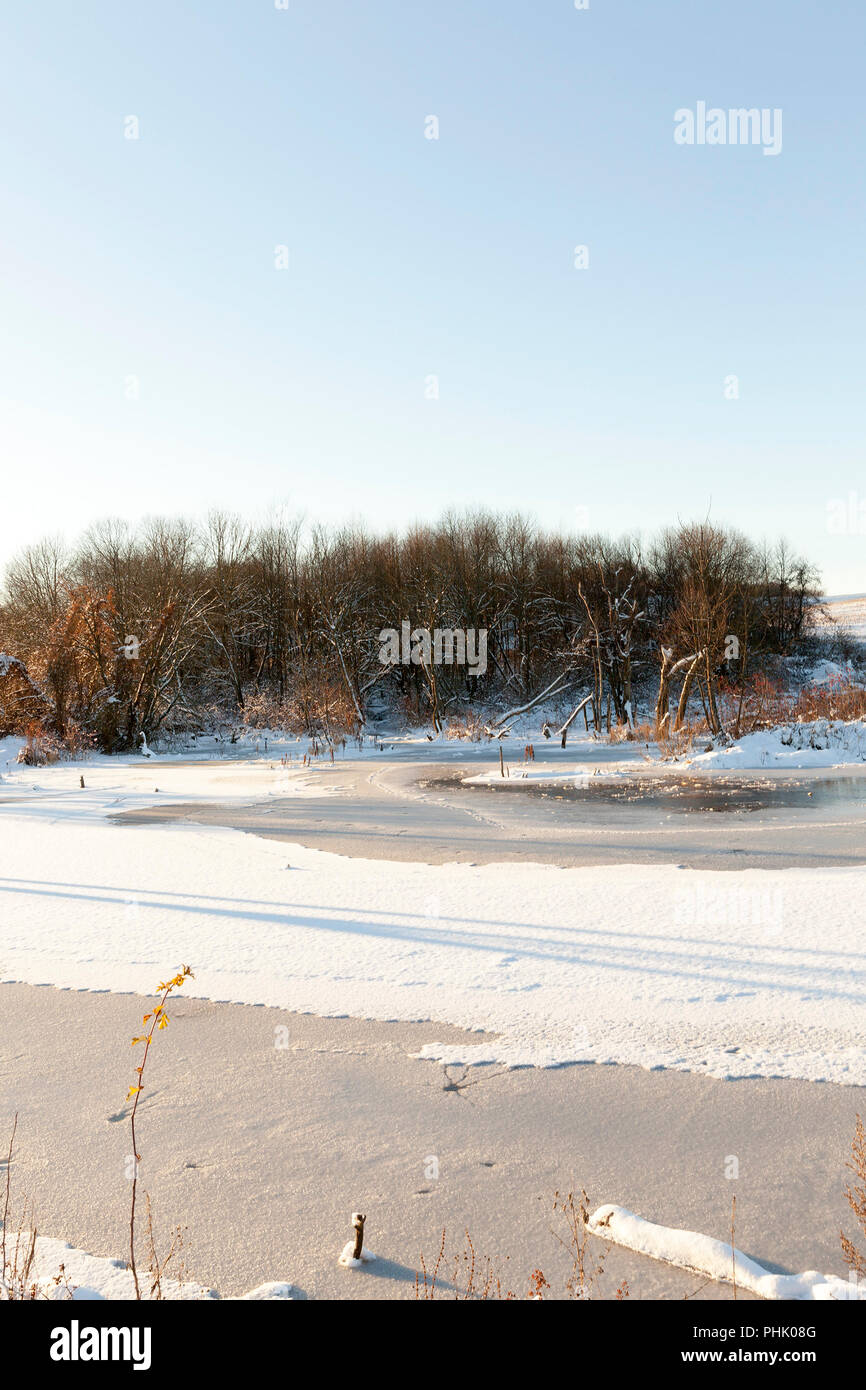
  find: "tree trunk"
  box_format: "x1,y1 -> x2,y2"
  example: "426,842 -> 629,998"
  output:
674,652 -> 704,731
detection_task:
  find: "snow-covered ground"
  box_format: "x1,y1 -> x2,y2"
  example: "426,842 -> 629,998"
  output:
814,593 -> 866,645
685,719 -> 866,770
1,744 -> 865,1083
1,1232 -> 295,1300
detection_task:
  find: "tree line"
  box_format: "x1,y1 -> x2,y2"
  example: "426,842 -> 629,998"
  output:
0,511 -> 821,751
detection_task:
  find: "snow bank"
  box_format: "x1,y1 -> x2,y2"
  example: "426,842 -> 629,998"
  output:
588,1205 -> 866,1301
810,659 -> 859,685
688,720 -> 866,769
1,1231 -> 295,1300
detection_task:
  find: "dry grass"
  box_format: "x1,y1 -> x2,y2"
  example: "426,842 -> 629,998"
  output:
415,1190 -> 629,1301
0,1114 -> 75,1300
0,1114 -> 37,1299
551,1189 -> 616,1299
841,1114 -> 866,1282
716,673 -> 866,737
444,711 -> 489,742
15,720 -> 64,766
609,719 -> 656,745
794,677 -> 866,724
654,721 -> 707,758
415,1229 -> 518,1300
14,718 -> 93,765
241,682 -> 358,740
143,1195 -> 189,1301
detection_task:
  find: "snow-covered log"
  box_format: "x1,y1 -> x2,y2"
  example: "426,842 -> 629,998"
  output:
588,1205 -> 866,1300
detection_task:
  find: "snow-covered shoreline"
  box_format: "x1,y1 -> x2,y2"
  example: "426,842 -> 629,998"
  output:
9,1206 -> 862,1302
685,718 -> 866,770
0,1230 -> 295,1301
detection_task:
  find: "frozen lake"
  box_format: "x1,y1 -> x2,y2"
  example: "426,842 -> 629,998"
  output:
116,755 -> 866,871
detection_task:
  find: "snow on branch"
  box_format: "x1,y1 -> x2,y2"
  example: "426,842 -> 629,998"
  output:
487,674 -> 576,730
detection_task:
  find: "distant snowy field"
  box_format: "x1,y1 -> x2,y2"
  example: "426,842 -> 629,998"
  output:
812,593 -> 866,644
1,740 -> 865,1084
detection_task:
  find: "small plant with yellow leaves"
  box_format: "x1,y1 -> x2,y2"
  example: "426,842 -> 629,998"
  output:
127,965 -> 194,1300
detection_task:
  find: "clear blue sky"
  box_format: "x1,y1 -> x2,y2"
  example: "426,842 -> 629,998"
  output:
1,1 -> 863,591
